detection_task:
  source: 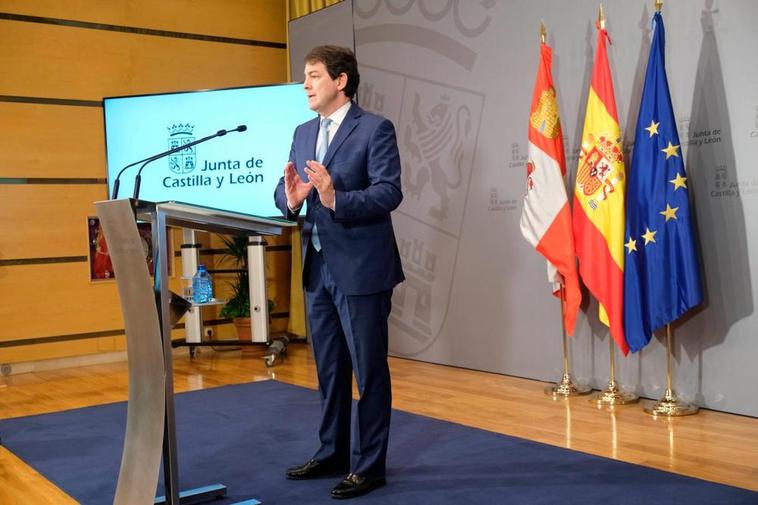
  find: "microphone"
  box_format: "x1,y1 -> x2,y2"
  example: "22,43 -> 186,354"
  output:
132,124 -> 247,200
211,125 -> 245,138
111,158 -> 148,200
110,124 -> 247,199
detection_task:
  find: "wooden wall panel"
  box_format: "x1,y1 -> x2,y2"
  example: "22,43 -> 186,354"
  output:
0,336 -> 122,364
0,261 -> 185,343
270,318 -> 289,334
267,246 -> 292,315
0,21 -> 287,101
0,102 -> 105,179
0,262 -> 124,341
0,185 -> 105,259
265,231 -> 293,317
1,329 -> 189,363
0,0 -> 289,363
0,0 -> 286,43
211,322 -> 237,341
0,159 -> 242,261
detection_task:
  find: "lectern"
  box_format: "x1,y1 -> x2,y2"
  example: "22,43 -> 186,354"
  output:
95,199 -> 294,505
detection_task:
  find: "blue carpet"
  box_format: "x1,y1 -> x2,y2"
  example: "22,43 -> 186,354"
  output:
1,380 -> 756,505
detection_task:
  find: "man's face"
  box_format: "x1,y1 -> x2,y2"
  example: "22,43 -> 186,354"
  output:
303,61 -> 345,116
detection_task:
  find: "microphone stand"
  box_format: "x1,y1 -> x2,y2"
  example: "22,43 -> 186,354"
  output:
110,125 -> 246,200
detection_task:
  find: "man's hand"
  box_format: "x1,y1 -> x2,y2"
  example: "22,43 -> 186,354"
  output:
284,161 -> 312,210
305,160 -> 335,210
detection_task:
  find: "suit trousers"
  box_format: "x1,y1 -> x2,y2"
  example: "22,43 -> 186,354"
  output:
305,247 -> 393,478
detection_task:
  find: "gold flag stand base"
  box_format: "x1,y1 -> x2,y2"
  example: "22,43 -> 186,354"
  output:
590,340 -> 638,405
545,373 -> 592,397
645,388 -> 699,416
645,325 -> 700,416
544,286 -> 591,398
590,380 -> 639,405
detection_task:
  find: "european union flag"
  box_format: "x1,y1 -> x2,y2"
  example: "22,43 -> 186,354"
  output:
624,12 -> 703,352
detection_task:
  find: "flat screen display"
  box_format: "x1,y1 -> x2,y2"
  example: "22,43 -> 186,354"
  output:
103,83 -> 314,217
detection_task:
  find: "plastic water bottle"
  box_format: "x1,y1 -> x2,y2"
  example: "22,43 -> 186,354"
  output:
192,265 -> 213,304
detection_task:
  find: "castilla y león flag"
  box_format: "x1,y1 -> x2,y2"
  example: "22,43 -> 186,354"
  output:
520,41 -> 582,336
573,22 -> 628,354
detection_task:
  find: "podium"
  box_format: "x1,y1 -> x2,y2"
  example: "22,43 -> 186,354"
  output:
95,199 -> 294,505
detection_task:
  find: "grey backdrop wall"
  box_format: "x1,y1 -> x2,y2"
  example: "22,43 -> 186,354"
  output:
291,0 -> 758,417
288,1 -> 355,79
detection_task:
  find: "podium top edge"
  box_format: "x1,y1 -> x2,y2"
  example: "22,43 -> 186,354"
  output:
96,198 -> 296,228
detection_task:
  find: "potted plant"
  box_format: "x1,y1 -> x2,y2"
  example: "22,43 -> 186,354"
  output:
217,235 -> 274,340
218,235 -> 252,340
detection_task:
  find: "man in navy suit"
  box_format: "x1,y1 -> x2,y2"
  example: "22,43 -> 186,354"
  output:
274,45 -> 404,499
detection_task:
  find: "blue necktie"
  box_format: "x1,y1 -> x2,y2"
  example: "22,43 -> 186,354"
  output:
311,117 -> 332,252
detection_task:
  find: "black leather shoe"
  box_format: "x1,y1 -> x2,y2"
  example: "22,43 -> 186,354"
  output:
286,458 -> 348,480
331,473 -> 386,499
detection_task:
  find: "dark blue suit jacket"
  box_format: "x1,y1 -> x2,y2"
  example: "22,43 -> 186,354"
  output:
274,103 -> 405,296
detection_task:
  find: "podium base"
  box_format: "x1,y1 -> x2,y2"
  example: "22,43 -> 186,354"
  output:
154,484 -> 233,505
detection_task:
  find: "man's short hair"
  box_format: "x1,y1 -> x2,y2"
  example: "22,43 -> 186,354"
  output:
305,45 -> 360,99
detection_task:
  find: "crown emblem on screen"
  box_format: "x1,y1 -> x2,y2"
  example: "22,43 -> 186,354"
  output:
167,123 -> 196,175
168,123 -> 195,136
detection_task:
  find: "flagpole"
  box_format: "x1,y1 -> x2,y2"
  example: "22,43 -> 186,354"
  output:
545,285 -> 591,397
590,338 -> 639,405
645,324 -> 699,416
539,20 -> 546,44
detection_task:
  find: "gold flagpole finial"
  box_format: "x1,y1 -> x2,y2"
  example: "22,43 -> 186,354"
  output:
540,20 -> 547,44
598,4 -> 606,30
655,0 -> 663,12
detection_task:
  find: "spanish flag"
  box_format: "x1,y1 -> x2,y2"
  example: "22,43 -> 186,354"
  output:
520,40 -> 582,336
573,19 -> 628,354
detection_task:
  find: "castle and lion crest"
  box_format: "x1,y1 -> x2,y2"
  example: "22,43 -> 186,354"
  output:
529,87 -> 561,139
167,123 -> 196,175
